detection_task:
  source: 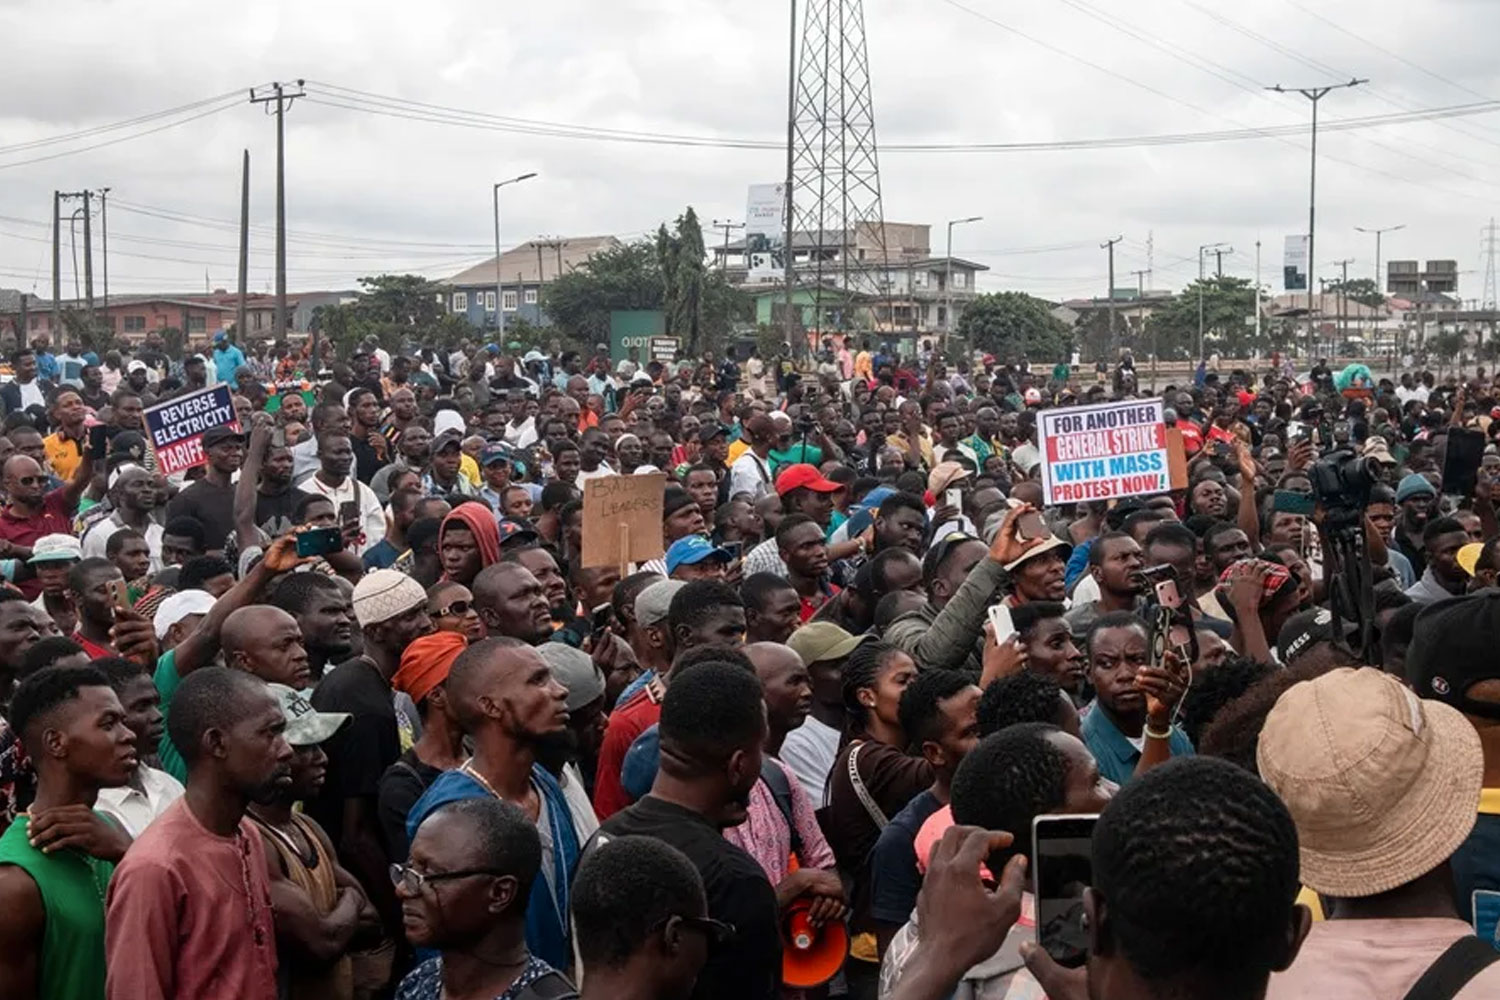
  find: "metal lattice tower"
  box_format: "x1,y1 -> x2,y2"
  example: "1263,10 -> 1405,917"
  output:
1482,217 -> 1498,311
788,0 -> 892,338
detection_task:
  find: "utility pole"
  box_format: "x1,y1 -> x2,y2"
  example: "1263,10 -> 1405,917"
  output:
711,220 -> 745,272
98,188 -> 110,325
1355,223 -> 1404,301
81,190 -> 94,322
1213,246 -> 1231,278
1101,236 -> 1123,356
250,80 -> 306,348
1131,268 -> 1149,386
945,216 -> 982,350
492,173 -> 538,340
1198,242 -> 1229,362
1254,239 -> 1262,351
238,150 -> 250,346
1335,258 -> 1354,348
51,192 -> 60,341
1267,77 -> 1367,359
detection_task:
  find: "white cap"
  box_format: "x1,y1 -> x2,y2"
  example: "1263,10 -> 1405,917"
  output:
433,409 -> 465,438
126,360 -> 148,373
108,463 -> 146,488
28,534 -> 82,564
153,589 -> 216,640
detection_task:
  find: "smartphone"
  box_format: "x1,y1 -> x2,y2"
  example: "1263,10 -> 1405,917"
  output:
987,602 -> 1015,645
106,578 -> 132,612
720,541 -> 743,560
590,603 -> 613,638
1032,814 -> 1098,969
1016,509 -> 1048,541
295,526 -> 344,557
1140,565 -> 1182,609
1272,489 -> 1317,517
88,423 -> 108,460
945,488 -> 963,512
1443,427 -> 1486,498
337,500 -> 361,527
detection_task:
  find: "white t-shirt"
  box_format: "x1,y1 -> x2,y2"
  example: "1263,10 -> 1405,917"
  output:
729,450 -> 774,501
780,715 -> 841,805
504,417 -> 538,450
81,515 -> 164,574
298,475 -> 386,556
16,379 -> 44,410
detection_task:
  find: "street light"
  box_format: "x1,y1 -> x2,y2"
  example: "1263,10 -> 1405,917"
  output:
1198,242 -> 1230,362
1354,223 -> 1405,297
493,172 -> 538,340
945,216 -> 982,346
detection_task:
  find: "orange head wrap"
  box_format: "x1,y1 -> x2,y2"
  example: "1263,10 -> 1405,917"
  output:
392,630 -> 468,705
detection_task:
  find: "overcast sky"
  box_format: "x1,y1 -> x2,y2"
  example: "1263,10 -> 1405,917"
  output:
3,0 -> 1499,307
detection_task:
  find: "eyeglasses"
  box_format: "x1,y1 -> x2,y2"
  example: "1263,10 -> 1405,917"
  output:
652,913 -> 737,948
433,599 -> 473,617
389,862 -> 507,894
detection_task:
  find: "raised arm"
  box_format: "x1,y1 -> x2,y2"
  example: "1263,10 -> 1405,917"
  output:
173,532 -> 312,677
1234,442 -> 1261,551
235,414 -> 274,553
59,435 -> 96,510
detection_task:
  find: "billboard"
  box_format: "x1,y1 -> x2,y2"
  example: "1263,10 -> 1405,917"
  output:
745,183 -> 787,284
1283,234 -> 1309,291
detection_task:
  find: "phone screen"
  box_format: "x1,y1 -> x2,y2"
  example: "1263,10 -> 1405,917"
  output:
1442,428 -> 1486,498
88,423 -> 108,460
338,501 -> 361,527
721,541 -> 743,560
945,488 -> 964,512
1016,509 -> 1048,540
1032,814 -> 1098,969
295,527 -> 345,557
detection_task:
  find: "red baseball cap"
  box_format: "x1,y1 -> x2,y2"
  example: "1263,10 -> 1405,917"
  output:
775,463 -> 841,496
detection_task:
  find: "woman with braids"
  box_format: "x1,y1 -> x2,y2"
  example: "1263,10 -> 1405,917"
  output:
821,639 -> 931,999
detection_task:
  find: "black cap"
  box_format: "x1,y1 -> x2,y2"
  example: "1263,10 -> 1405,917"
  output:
201,425 -> 245,449
698,423 -> 729,444
1275,607 -> 1357,665
432,429 -> 464,453
1406,591 -> 1500,719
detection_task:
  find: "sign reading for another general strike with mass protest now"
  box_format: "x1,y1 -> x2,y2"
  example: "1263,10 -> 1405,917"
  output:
143,384 -> 240,476
1038,398 -> 1185,506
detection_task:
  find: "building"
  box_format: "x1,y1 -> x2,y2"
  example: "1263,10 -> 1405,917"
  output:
442,236 -> 621,330
1387,260 -> 1458,296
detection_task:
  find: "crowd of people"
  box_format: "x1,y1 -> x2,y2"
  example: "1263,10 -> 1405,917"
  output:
0,328 -> 1497,1000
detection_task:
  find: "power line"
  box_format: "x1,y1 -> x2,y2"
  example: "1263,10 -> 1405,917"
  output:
0,92 -> 243,155
0,98 -> 243,171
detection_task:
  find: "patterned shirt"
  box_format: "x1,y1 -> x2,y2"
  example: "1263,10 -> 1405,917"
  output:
396,954 -> 559,1000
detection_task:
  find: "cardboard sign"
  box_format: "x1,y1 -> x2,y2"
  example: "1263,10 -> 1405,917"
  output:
1038,399 -> 1181,505
581,472 -> 667,569
143,384 -> 241,476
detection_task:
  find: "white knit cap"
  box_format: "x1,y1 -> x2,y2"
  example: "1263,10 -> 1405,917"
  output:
352,569 -> 429,628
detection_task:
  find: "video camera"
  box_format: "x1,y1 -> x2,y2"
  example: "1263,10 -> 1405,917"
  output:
1308,447 -> 1379,531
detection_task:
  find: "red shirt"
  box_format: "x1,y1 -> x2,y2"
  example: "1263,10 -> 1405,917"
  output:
593,680 -> 663,820
0,489 -> 78,599
71,631 -> 115,660
800,582 -> 841,622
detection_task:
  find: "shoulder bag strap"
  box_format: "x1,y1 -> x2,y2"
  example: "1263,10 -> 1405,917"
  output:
1400,935 -> 1500,1000
846,742 -> 890,830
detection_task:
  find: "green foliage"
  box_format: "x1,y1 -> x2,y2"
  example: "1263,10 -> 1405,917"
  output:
1142,277 -> 1260,360
311,274 -> 472,359
543,241 -> 664,348
658,207 -> 708,353
1430,329 -> 1465,362
956,292 -> 1072,362
1324,277 -> 1384,309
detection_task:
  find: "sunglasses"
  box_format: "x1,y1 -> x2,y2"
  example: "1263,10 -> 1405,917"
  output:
388,862 -> 507,894
12,476 -> 45,487
434,599 -> 473,617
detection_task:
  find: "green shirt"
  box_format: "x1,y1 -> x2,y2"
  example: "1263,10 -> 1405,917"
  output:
154,649 -> 186,783
769,442 -> 823,476
0,815 -> 114,1000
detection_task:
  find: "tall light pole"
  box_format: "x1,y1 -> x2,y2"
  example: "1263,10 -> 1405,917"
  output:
1198,242 -> 1229,362
945,215 -> 981,348
1267,77 -> 1367,358
493,172 -> 538,341
1354,223 -> 1404,298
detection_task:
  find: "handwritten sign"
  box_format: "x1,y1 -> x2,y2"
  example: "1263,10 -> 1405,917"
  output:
581,472 -> 667,569
143,384 -> 240,476
1038,399 -> 1182,505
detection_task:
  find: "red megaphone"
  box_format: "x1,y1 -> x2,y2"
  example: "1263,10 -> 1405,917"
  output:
781,899 -> 849,988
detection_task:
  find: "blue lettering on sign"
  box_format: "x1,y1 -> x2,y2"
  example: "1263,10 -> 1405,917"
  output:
1106,453 -> 1164,476
1053,459 -> 1108,482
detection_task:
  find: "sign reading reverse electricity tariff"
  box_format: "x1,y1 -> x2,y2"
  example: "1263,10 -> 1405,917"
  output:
1038,398 -> 1185,505
143,384 -> 240,476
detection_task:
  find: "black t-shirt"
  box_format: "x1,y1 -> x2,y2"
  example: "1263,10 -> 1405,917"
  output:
165,478 -> 237,551
308,657 -> 401,853
350,435 -> 385,485
868,788 -> 942,928
376,747 -> 444,861
596,796 -> 780,1000
255,486 -> 303,539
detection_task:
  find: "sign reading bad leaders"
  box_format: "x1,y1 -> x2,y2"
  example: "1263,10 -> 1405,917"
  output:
1038,398 -> 1183,505
143,384 -> 240,476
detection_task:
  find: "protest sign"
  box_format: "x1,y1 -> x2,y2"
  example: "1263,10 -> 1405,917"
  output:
143,384 -> 240,476
581,472 -> 666,570
1038,398 -> 1185,505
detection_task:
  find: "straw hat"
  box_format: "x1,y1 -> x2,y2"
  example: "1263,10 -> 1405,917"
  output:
1256,667 -> 1482,898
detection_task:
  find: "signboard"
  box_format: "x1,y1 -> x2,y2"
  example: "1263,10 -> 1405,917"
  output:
609,309 -> 667,363
745,183 -> 787,283
1283,234 -> 1309,291
1038,399 -> 1185,505
143,384 -> 240,476
648,336 -> 681,364
581,472 -> 667,569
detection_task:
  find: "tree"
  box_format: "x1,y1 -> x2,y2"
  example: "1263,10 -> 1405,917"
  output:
658,208 -> 707,353
955,292 -> 1072,363
1142,277 -> 1260,360
312,274 -> 472,359
544,241 -> 664,347
1324,277 -> 1384,308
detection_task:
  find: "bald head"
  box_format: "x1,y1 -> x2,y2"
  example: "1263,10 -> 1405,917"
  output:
222,605 -> 312,689
745,641 -> 804,682
446,636 -> 568,739
744,642 -> 811,735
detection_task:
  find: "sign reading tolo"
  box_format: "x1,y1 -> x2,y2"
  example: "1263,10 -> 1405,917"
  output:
1038,398 -> 1172,505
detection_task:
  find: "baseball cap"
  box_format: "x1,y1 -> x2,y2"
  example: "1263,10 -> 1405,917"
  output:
1406,592 -> 1500,719
432,429 -> 464,453
535,643 -> 606,711
1275,607 -> 1357,665
1361,435 -> 1396,465
201,425 -> 245,449
775,463 -> 840,496
1023,387 -> 1043,405
1257,667 -> 1483,897
697,423 -> 729,444
665,536 -> 732,575
523,350 -> 546,364
927,461 -> 972,495
1395,473 -> 1437,503
152,589 -> 216,640
497,518 -> 539,548
28,534 -> 81,564
1456,542 -> 1485,577
482,444 -> 512,467
267,683 -> 351,746
787,621 -> 870,666
126,360 -> 148,374
635,580 -> 686,628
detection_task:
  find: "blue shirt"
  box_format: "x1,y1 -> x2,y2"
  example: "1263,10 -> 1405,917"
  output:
1064,538 -> 1094,590
1451,788 -> 1500,949
361,538 -> 400,571
1080,702 -> 1194,786
615,669 -> 654,709
868,788 -> 943,927
213,344 -> 247,387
